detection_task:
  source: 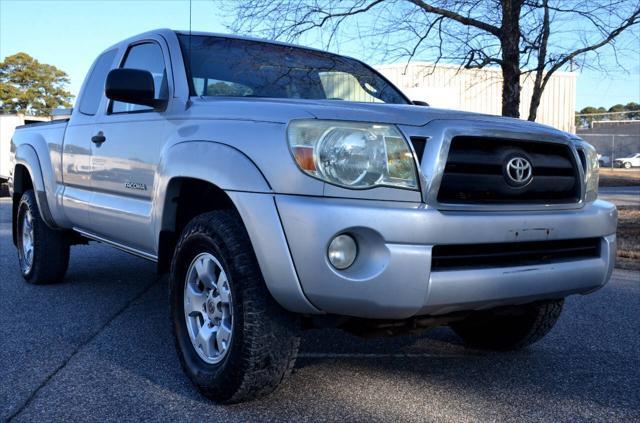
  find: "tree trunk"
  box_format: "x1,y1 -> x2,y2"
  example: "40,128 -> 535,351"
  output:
499,0 -> 523,118
500,51 -> 521,118
528,87 -> 543,121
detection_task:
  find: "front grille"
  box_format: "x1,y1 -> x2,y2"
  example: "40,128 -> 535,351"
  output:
437,136 -> 581,204
431,238 -> 601,271
410,136 -> 428,163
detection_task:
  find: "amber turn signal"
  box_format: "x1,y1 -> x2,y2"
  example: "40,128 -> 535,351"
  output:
292,146 -> 316,171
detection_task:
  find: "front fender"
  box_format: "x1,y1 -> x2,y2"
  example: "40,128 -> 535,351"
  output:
153,139 -> 273,243
155,139 -> 272,194
153,140 -> 321,314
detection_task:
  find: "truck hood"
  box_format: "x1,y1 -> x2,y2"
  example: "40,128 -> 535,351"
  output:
192,97 -> 565,135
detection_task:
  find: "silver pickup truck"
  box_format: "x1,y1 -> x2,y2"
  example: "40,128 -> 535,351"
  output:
9,29 -> 617,403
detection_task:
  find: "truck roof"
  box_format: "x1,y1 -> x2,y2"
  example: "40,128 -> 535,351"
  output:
99,28 -> 352,61
172,29 -> 332,54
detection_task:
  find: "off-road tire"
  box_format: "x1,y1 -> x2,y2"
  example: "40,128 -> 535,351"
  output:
450,299 -> 563,351
16,190 -> 70,284
169,210 -> 300,404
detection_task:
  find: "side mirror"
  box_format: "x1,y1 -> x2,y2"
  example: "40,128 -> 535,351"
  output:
412,100 -> 429,107
105,68 -> 166,109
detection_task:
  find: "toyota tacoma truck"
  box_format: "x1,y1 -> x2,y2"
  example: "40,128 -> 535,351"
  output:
8,29 -> 617,403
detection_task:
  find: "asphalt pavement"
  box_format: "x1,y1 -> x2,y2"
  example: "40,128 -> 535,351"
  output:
1,197 -> 639,422
599,186 -> 640,206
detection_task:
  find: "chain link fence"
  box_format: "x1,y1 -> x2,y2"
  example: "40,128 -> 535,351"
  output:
576,113 -> 640,168
578,133 -> 640,168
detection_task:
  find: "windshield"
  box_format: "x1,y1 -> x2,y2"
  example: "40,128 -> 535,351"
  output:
177,34 -> 408,104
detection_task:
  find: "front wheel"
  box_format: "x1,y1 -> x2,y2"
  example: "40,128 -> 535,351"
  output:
623,162 -> 632,169
16,190 -> 70,284
450,299 -> 563,351
170,210 -> 300,404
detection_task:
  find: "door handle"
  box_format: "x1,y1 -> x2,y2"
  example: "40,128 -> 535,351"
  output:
91,131 -> 106,145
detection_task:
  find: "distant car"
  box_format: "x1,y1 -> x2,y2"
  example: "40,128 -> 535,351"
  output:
613,153 -> 640,169
597,154 -> 610,167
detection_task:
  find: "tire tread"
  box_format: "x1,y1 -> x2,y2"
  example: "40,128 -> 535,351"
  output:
170,210 -> 300,404
18,190 -> 69,284
451,299 -> 563,351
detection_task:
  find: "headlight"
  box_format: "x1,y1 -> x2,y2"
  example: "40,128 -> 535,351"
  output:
287,120 -> 418,190
574,139 -> 599,202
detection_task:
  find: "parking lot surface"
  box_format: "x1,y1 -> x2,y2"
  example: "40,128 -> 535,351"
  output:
599,186 -> 640,206
1,198 -> 639,422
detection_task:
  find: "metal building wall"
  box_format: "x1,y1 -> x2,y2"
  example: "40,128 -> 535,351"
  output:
374,63 -> 577,133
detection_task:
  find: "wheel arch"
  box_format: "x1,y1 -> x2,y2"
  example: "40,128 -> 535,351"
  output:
11,145 -> 57,244
11,163 -> 34,245
156,177 -> 238,274
155,140 -> 320,314
155,140 -> 272,273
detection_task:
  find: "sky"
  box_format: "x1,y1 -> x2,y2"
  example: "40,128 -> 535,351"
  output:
1,0 -> 639,110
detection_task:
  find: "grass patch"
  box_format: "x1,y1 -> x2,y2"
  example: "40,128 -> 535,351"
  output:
617,206 -> 640,271
599,169 -> 640,187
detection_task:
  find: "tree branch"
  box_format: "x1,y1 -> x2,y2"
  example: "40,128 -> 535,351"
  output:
527,0 -> 550,121
406,0 -> 502,36
542,6 -> 640,86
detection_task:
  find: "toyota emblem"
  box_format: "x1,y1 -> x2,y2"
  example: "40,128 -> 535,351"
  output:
505,156 -> 533,187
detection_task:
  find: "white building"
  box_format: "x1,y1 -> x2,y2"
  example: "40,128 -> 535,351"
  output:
0,110 -> 72,182
375,62 -> 577,133
0,114 -> 50,181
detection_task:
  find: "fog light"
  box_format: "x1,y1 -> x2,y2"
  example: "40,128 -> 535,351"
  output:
327,234 -> 357,270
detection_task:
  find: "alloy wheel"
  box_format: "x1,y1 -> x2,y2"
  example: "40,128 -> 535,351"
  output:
19,208 -> 34,274
183,252 -> 233,364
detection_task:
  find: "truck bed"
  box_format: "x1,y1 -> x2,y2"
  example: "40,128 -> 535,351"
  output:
15,119 -> 69,130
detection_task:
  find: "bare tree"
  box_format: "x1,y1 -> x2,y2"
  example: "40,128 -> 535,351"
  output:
224,0 -> 640,120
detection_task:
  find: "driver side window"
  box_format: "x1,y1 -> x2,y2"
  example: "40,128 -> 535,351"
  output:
111,42 -> 168,113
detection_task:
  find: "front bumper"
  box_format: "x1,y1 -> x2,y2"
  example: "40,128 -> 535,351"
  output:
274,196 -> 617,319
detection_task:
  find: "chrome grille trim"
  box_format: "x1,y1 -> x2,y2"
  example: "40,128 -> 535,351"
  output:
398,119 -> 586,211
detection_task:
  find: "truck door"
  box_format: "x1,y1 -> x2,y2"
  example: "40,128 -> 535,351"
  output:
62,49 -> 117,231
86,39 -> 172,257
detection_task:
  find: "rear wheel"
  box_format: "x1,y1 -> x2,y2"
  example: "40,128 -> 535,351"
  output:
450,300 -> 563,351
16,190 -> 70,284
170,210 -> 300,404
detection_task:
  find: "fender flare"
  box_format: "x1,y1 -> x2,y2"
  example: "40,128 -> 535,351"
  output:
157,140 -> 271,192
153,140 -> 320,314
153,140 -> 272,239
13,144 -> 58,229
